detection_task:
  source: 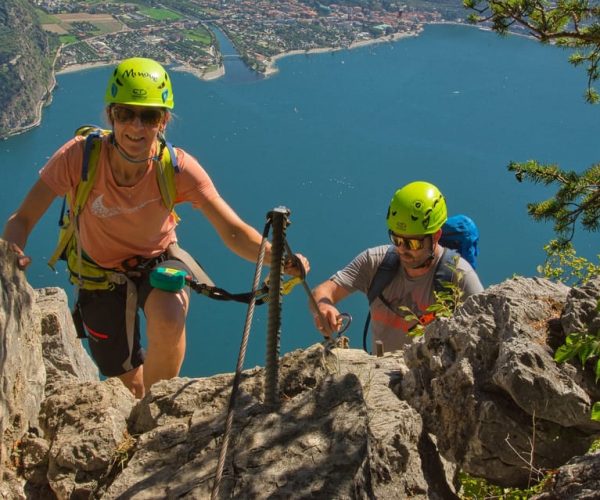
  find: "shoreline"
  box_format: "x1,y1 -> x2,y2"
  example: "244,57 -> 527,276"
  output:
57,60 -> 226,81
2,22 -> 532,140
170,63 -> 225,81
56,60 -> 115,75
262,28 -> 423,77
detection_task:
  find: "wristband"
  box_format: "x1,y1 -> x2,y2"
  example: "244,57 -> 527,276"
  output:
317,298 -> 333,306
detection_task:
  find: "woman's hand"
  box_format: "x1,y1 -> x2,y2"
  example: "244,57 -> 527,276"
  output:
284,253 -> 310,278
9,242 -> 32,270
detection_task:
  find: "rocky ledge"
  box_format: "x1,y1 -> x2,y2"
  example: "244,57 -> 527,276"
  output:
1,239 -> 599,499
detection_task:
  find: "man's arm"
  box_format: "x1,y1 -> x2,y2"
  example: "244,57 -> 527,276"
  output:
311,279 -> 351,336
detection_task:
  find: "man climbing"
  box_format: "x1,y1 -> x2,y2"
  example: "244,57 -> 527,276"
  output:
312,181 -> 483,353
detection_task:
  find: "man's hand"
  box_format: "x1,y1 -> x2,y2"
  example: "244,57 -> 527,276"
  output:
314,299 -> 344,337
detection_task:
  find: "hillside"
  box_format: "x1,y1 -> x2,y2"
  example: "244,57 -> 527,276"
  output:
0,0 -> 56,139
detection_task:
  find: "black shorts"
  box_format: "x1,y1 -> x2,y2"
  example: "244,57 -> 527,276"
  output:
76,259 -> 191,377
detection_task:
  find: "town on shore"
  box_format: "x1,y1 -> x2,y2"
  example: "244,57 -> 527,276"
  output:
35,0 -> 467,80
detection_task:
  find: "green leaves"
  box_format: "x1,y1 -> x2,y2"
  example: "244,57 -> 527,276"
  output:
464,0 -> 600,106
554,299 -> 600,421
553,329 -> 600,373
592,401 -> 600,421
538,239 -> 600,286
507,160 -> 600,243
398,269 -> 465,338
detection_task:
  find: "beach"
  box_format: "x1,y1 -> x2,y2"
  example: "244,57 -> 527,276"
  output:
58,60 -> 225,81
170,63 -> 225,81
262,29 -> 423,77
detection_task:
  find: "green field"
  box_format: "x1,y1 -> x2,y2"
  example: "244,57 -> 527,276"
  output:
59,35 -> 78,44
89,20 -> 124,34
35,10 -> 58,24
184,27 -> 213,46
138,7 -> 182,21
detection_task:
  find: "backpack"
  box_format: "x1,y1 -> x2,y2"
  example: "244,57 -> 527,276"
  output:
440,214 -> 479,269
362,214 -> 479,351
47,126 -> 180,290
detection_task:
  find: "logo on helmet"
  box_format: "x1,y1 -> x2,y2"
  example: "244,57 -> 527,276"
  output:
122,69 -> 159,82
161,89 -> 169,103
132,88 -> 148,97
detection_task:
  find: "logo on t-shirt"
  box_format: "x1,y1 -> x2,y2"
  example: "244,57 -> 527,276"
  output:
90,194 -> 161,218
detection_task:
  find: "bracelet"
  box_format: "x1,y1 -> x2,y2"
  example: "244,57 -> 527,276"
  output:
317,298 -> 333,306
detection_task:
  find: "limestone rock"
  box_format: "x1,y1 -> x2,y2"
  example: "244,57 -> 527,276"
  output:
39,378 -> 134,499
0,241 -> 45,478
398,276 -> 600,488
2,232 -> 600,497
103,345 -> 456,499
34,287 -> 99,397
533,451 -> 600,499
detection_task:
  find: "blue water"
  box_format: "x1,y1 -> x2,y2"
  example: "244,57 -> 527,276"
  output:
1,24 -> 597,377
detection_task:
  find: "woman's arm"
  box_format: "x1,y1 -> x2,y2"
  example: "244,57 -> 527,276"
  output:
3,179 -> 58,269
198,195 -> 309,275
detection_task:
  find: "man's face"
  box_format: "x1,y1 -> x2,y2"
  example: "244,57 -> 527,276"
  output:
388,230 -> 435,268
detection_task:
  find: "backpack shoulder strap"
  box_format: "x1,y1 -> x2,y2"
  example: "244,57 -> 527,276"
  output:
155,138 -> 179,213
363,245 -> 399,352
76,131 -> 104,204
48,132 -> 104,269
433,248 -> 460,293
367,245 -> 400,304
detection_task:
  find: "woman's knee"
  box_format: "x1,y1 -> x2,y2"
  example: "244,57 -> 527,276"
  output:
145,288 -> 188,327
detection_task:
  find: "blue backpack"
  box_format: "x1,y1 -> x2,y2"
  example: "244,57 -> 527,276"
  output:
440,215 -> 479,269
362,214 -> 479,351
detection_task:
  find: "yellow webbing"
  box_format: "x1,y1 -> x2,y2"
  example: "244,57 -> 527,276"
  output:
47,131 -> 180,290
48,136 -> 103,270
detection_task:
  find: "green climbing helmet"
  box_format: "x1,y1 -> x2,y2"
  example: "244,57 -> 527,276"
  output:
104,57 -> 174,109
386,181 -> 448,235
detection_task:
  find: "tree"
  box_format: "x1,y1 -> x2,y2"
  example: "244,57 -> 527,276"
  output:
464,0 -> 600,243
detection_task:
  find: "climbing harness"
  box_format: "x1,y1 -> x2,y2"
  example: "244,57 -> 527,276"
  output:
150,266 -> 302,305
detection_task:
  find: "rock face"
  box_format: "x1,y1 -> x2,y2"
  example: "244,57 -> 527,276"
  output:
100,349 -> 454,499
1,238 -> 600,498
398,276 -> 600,488
0,240 -> 45,476
34,288 -> 99,398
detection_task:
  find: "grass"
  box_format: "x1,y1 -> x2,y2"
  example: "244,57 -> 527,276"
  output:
138,7 -> 182,21
458,471 -> 550,499
89,20 -> 124,35
59,35 -> 78,44
184,28 -> 213,46
35,9 -> 58,24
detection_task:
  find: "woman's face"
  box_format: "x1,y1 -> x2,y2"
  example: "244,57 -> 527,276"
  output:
108,104 -> 168,160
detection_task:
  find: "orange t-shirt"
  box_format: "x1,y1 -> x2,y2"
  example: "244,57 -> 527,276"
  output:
40,135 -> 219,269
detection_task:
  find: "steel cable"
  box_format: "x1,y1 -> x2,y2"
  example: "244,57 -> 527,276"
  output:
211,218 -> 272,500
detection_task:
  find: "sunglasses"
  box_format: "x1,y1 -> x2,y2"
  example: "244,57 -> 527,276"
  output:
111,106 -> 164,127
388,230 -> 427,251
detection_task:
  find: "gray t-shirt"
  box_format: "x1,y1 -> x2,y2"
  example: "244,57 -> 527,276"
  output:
331,245 -> 484,352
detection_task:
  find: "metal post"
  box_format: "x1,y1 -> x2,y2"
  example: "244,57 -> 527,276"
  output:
264,206 -> 289,410
375,340 -> 384,357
